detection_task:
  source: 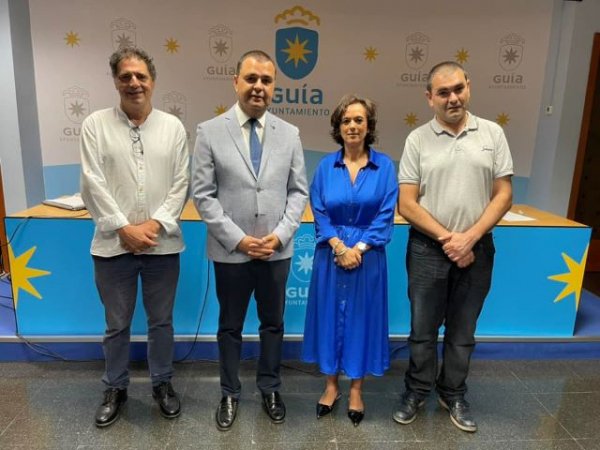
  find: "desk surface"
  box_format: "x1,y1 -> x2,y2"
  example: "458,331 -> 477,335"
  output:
9,201 -> 588,228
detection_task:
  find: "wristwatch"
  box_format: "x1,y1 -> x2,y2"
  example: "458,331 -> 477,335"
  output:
356,242 -> 368,254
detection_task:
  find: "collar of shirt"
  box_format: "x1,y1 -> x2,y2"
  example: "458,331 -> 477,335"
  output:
333,148 -> 379,169
430,111 -> 478,137
234,102 -> 266,130
116,104 -> 155,130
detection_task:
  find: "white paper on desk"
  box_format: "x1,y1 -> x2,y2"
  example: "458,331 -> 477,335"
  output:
503,211 -> 536,222
42,193 -> 85,210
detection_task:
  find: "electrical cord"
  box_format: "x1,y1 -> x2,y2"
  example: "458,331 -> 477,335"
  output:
174,256 -> 212,363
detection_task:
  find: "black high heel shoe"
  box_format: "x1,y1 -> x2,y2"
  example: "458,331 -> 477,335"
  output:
316,392 -> 342,419
347,408 -> 364,427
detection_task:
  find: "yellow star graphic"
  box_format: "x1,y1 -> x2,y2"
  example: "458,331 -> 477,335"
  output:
214,105 -> 227,116
496,113 -> 510,127
455,48 -> 469,64
282,34 -> 312,68
164,37 -> 180,54
64,31 -> 80,47
8,244 -> 51,309
364,46 -> 378,62
548,245 -> 588,311
404,113 -> 418,127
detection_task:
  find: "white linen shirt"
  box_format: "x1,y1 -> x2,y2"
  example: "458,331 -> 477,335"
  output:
80,106 -> 189,257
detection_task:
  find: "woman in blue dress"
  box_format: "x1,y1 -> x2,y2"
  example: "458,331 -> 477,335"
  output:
302,94 -> 398,426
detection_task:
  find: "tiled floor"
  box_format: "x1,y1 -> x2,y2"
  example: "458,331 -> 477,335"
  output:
1,358 -> 600,449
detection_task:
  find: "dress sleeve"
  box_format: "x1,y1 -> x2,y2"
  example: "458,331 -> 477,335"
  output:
151,122 -> 190,236
310,160 -> 339,244
79,116 -> 129,232
360,158 -> 398,247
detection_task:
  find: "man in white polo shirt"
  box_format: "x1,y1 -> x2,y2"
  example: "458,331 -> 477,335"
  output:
394,61 -> 513,432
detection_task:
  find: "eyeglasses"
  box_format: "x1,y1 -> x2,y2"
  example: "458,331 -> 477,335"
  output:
129,127 -> 143,155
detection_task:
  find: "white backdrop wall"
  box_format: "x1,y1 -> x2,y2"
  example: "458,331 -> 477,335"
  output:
27,0 -> 553,199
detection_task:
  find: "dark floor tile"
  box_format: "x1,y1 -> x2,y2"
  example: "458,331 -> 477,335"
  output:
408,390 -> 570,442
252,393 -> 336,444
577,438 -> 600,450
331,392 -> 416,443
507,360 -> 591,393
536,392 -> 600,439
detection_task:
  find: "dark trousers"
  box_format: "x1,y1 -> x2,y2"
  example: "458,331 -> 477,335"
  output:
214,258 -> 291,398
93,253 -> 180,389
404,229 -> 495,400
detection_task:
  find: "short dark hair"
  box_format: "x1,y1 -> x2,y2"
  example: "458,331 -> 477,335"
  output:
330,94 -> 378,148
236,50 -> 275,75
109,47 -> 157,80
426,61 -> 469,92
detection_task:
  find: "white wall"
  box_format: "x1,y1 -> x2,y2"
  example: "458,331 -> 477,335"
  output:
0,0 -> 28,214
528,0 -> 600,216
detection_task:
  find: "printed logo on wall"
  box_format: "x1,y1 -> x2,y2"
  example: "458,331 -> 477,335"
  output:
498,32 -> 524,71
209,24 -> 233,63
163,91 -> 187,123
397,32 -> 431,88
270,6 -> 328,118
490,33 -> 526,89
163,91 -> 192,140
291,233 -> 315,284
63,86 -> 89,124
60,86 -> 89,142
274,5 -> 319,80
111,18 -> 136,50
204,24 -> 236,80
405,32 -> 429,70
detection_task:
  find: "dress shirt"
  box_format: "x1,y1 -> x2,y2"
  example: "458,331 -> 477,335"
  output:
80,106 -> 189,257
234,102 -> 265,151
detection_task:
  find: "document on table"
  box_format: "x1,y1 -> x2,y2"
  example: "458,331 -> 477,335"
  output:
42,193 -> 86,211
502,211 -> 536,222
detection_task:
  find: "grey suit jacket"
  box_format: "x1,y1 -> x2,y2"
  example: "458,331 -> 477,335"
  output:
192,106 -> 308,263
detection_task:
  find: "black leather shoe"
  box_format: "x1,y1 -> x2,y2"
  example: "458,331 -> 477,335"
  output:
94,388 -> 127,428
152,381 -> 181,419
216,396 -> 238,431
348,408 -> 364,427
438,397 -> 477,432
392,390 -> 425,425
262,391 -> 286,423
316,392 -> 342,419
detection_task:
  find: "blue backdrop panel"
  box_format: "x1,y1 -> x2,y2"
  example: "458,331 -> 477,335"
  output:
6,217 -> 589,337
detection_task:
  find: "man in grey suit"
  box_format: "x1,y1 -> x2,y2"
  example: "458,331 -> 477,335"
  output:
192,50 -> 308,431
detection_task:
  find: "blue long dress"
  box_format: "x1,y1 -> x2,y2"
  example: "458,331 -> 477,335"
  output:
302,148 -> 398,378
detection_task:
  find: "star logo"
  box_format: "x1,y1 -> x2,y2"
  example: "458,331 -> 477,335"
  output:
404,113 -> 418,127
455,48 -> 469,64
64,31 -> 80,47
498,33 -> 524,71
63,86 -> 90,124
68,101 -> 86,118
364,46 -> 378,62
496,113 -> 510,127
405,32 -> 430,70
548,246 -> 588,311
8,244 -> 51,309
111,18 -> 136,50
275,6 -> 320,80
165,38 -> 180,54
291,233 -> 315,283
209,25 -> 233,63
282,34 -> 313,68
163,91 -> 187,123
214,104 -> 227,116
